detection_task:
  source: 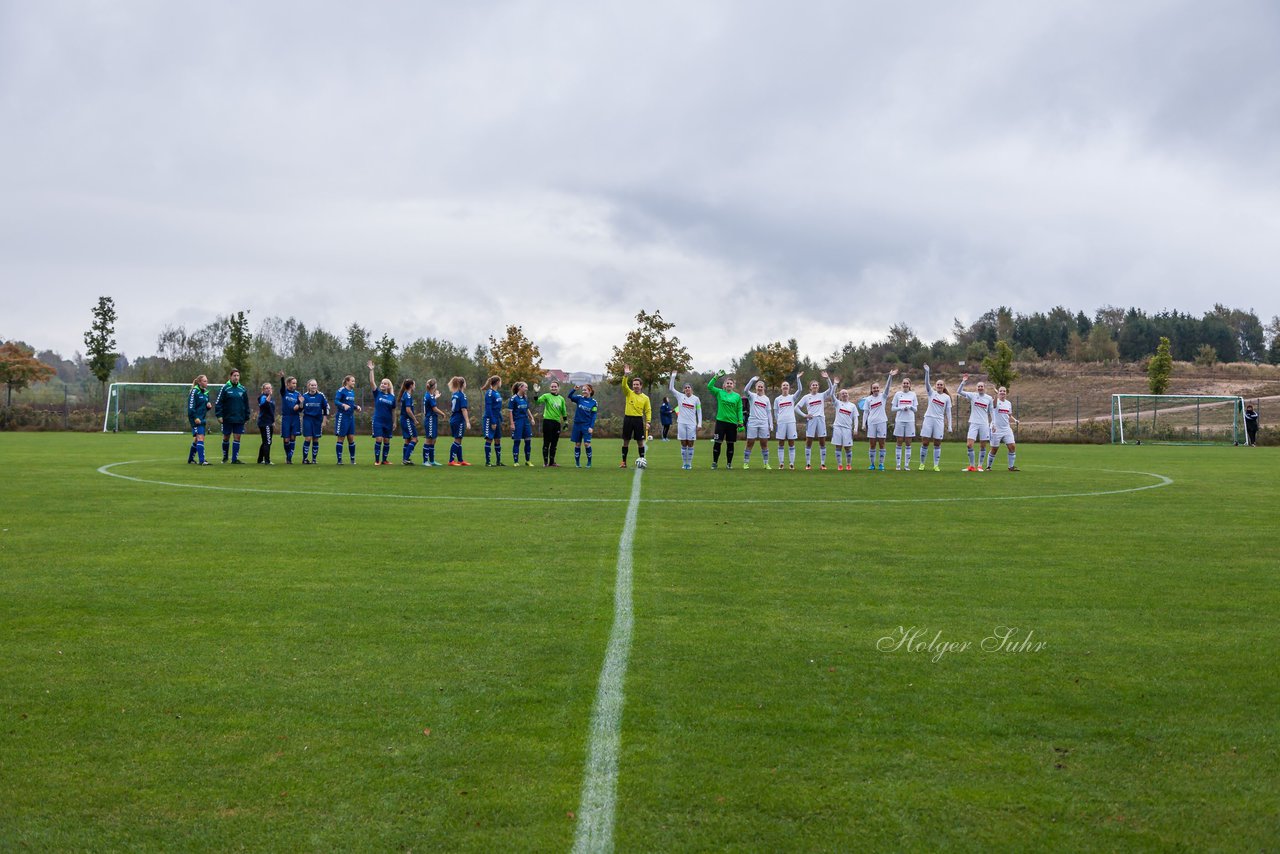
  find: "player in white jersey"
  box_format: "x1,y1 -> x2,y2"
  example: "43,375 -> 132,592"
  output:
987,386 -> 1020,471
956,374 -> 994,471
797,373 -> 836,470
861,373 -> 894,470
890,372 -> 919,471
916,363 -> 953,472
772,372 -> 803,470
668,373 -> 704,470
830,382 -> 860,471
741,376 -> 774,469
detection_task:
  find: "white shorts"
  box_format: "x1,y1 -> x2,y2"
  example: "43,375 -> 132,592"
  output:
967,422 -> 991,443
920,417 -> 945,441
992,429 -> 1015,446
678,422 -> 698,441
746,422 -> 770,440
832,426 -> 853,447
806,417 -> 827,439
893,418 -> 915,439
866,422 -> 887,440
775,421 -> 798,441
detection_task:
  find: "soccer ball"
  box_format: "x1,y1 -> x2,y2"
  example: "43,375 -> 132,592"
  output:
635,457 -> 648,469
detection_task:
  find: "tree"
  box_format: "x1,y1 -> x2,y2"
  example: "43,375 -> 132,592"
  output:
1083,324 -> 1119,362
83,296 -> 119,390
981,340 -> 1018,388
346,323 -> 371,352
750,341 -> 797,388
1148,336 -> 1173,394
483,325 -> 544,385
604,309 -> 692,390
1194,343 -> 1218,368
0,341 -> 56,406
373,334 -> 398,382
223,311 -> 252,380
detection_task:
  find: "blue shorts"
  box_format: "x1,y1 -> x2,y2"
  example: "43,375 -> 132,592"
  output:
450,418 -> 466,441
571,424 -> 592,444
190,423 -> 206,437
303,416 -> 324,439
221,420 -> 245,436
512,419 -> 532,441
281,417 -> 301,440
483,416 -> 503,440
423,414 -> 438,439
334,411 -> 356,437
372,421 -> 393,441
401,418 -> 418,441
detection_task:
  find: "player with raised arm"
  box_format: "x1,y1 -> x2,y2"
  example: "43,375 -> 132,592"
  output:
508,382 -> 533,466
669,373 -> 703,470
891,373 -> 918,471
333,374 -> 362,465
741,377 -> 774,469
568,383 -> 599,468
989,386 -> 1020,471
186,374 -> 212,465
956,374 -> 994,471
420,379 -> 447,466
482,375 -> 506,467
830,380 -> 860,471
277,371 -> 302,464
796,373 -> 835,470
299,379 -> 328,464
772,373 -> 803,470
536,381 -> 567,467
917,364 -> 953,472
707,370 -> 744,469
447,376 -> 471,466
368,361 -> 397,466
862,373 -> 894,470
618,365 -> 652,468
398,378 -> 421,466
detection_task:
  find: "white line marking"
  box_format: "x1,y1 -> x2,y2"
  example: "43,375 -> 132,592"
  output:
572,467 -> 642,854
97,460 -> 1174,506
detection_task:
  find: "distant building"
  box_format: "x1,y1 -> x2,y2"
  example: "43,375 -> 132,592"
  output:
568,371 -> 603,386
543,369 -> 570,385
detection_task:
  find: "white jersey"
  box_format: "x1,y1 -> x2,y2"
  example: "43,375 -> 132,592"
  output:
991,397 -> 1015,433
862,377 -> 893,430
832,398 -> 860,433
956,379 -> 993,426
797,380 -> 834,420
668,376 -> 703,428
742,377 -> 773,431
774,391 -> 800,425
892,391 -> 918,422
920,366 -> 953,430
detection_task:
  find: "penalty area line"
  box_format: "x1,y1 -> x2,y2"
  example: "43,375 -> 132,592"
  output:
572,467 -> 642,854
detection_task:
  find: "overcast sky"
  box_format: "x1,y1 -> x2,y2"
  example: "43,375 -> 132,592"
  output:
2,0 -> 1278,371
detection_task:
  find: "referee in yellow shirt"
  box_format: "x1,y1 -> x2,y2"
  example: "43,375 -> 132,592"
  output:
618,364 -> 652,467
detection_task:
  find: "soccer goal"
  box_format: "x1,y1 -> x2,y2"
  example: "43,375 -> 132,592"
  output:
1110,394 -> 1246,445
102,383 -> 196,433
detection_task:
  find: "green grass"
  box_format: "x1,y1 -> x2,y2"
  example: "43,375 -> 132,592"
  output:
1,434 -> 1276,851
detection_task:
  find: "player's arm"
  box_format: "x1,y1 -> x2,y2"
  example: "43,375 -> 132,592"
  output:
946,397 -> 953,433
695,398 -> 703,429
669,373 -> 679,396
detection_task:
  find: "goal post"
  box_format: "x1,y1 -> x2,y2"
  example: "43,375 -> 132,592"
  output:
103,383 -> 196,434
1110,394 -> 1246,445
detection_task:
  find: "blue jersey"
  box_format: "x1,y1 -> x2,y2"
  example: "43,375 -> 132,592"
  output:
372,389 -> 396,426
335,386 -> 357,416
569,389 -> 599,429
399,391 -> 415,423
187,385 -> 210,425
451,390 -> 469,421
509,393 -> 530,423
301,392 -> 329,418
280,388 -> 302,423
484,388 -> 504,420
257,393 -> 276,427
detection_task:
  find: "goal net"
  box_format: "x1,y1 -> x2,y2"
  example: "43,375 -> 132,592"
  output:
102,383 -> 197,433
1110,394 -> 1246,445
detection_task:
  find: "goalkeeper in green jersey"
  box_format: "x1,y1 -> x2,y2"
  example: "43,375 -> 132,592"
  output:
707,370 -> 744,469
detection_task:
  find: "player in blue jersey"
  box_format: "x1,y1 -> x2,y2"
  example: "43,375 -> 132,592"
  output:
447,376 -> 472,466
482,375 -> 506,466
256,381 -> 276,464
397,378 -> 421,466
507,382 -> 533,466
568,383 -> 599,468
186,374 -> 212,465
300,379 -> 329,464
333,374 -> 362,464
367,361 -> 397,466
276,371 -> 302,464
420,378 -> 448,466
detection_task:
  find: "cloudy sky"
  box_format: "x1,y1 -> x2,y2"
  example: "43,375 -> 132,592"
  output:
2,1 -> 1277,371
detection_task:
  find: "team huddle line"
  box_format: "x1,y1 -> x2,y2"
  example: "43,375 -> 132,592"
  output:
182,363 -> 1021,472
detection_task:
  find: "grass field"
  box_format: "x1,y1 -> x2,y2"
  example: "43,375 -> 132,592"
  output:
1,433 -> 1277,851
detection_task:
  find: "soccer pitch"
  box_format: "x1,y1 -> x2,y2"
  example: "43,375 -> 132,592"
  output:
1,434 -> 1276,850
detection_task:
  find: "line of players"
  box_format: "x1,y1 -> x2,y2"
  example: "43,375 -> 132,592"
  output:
183,363 -> 1019,471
